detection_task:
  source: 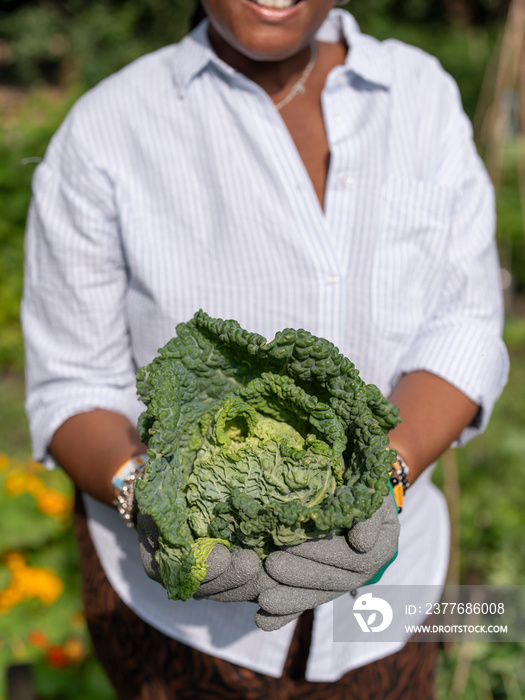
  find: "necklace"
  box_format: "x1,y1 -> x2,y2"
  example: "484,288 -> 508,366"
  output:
274,41 -> 318,111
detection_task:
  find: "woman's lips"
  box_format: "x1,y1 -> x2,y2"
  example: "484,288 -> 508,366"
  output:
248,0 -> 297,6
244,0 -> 304,20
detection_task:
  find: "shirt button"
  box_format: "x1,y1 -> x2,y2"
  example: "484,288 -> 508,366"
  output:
334,113 -> 344,124
340,174 -> 353,188
326,275 -> 340,285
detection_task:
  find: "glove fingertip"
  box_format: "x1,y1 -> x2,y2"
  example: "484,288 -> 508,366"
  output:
202,544 -> 231,583
254,609 -> 301,632
346,502 -> 387,552
199,578 -> 259,603
264,550 -> 293,579
346,525 -> 377,553
255,569 -> 280,594
231,549 -> 261,576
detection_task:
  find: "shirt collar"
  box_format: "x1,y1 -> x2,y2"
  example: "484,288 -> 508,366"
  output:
171,8 -> 392,98
320,9 -> 392,88
170,20 -> 224,98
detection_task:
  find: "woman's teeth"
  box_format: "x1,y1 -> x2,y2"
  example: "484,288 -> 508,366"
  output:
250,0 -> 296,8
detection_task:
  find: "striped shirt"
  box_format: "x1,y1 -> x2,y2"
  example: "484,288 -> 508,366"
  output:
22,10 -> 508,680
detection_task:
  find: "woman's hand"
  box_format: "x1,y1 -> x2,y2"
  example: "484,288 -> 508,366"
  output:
254,493 -> 400,631
192,546 -> 277,603
137,513 -> 276,603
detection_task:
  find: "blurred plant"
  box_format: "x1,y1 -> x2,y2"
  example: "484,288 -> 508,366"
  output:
0,452 -> 116,699
433,316 -> 525,699
0,551 -> 64,613
0,86 -> 80,371
438,641 -> 525,699
0,0 -> 192,88
0,4 -> 65,85
432,317 -> 525,587
472,0 -> 525,296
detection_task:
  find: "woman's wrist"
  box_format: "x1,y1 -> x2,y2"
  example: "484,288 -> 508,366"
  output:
389,453 -> 411,512
50,409 -> 148,507
112,454 -> 149,527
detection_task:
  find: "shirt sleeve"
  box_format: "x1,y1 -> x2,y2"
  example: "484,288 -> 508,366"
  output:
22,106 -> 142,468
394,66 -> 509,445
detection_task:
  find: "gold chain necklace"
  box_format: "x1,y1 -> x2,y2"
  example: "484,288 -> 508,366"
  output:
274,41 -> 318,111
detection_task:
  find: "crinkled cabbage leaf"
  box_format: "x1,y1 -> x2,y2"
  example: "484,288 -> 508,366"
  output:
134,310 -> 400,601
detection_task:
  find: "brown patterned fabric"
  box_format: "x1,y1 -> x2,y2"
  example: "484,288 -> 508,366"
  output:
74,492 -> 439,700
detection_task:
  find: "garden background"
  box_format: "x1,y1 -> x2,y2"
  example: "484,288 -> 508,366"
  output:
0,0 -> 524,698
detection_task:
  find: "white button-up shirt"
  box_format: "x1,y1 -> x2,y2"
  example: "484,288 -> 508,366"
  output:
22,10 -> 508,681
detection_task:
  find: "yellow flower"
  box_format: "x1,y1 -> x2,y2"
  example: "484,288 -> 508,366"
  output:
4,466 -> 73,519
37,490 -> 72,518
4,473 -> 27,496
0,552 -> 64,614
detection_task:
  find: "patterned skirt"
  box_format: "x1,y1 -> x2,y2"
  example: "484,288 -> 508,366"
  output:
74,493 -> 439,700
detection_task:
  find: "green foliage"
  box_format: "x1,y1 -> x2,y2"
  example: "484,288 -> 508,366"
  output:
0,0 -> 193,88
495,142 -> 525,293
33,657 -> 116,700
346,0 -> 508,28
0,4 -> 64,85
434,316 -> 525,699
135,310 -> 399,601
455,316 -> 525,586
437,641 -> 525,699
0,455 -> 116,700
0,87 -> 81,371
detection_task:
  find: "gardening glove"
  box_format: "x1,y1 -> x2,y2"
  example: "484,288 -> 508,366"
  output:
193,545 -> 278,602
254,491 -> 400,631
137,512 -> 276,603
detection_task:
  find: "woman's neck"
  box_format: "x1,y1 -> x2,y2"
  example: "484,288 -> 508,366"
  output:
208,25 -> 317,101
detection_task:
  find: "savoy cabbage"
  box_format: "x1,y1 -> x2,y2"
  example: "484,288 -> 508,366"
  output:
134,310 -> 400,601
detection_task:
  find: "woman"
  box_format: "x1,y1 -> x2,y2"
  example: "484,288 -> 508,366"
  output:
22,0 -> 508,697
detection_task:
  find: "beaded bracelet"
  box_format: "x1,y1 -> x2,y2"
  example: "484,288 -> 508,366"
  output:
112,454 -> 149,528
390,454 -> 410,513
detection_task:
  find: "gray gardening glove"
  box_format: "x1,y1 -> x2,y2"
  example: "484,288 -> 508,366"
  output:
137,513 -> 276,603
193,546 -> 278,602
255,493 -> 400,631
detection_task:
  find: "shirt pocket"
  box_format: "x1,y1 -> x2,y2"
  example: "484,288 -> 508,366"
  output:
371,174 -> 456,341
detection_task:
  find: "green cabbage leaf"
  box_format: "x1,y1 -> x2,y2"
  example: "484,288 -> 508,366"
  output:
134,310 -> 400,601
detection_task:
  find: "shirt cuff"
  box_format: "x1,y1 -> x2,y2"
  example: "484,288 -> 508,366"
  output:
394,319 -> 509,445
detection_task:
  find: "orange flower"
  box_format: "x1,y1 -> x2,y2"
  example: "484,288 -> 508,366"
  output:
37,490 -> 72,518
28,630 -> 49,648
0,552 -> 64,614
45,645 -> 69,669
64,637 -> 86,662
4,468 -> 73,519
